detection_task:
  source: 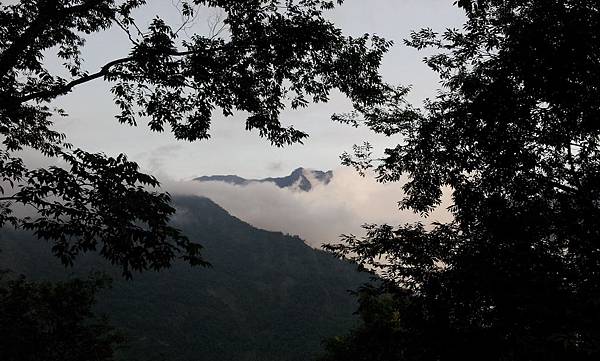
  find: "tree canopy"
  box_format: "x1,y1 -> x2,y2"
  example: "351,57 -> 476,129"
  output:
0,0 -> 390,277
0,271 -> 124,361
325,1 -> 600,360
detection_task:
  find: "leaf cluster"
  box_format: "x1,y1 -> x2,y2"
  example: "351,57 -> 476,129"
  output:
325,1 -> 600,359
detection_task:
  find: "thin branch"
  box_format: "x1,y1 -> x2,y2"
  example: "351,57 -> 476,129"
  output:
208,11 -> 228,40
130,19 -> 146,38
114,18 -> 139,46
17,56 -> 136,103
548,179 -> 578,194
173,1 -> 201,36
17,43 -> 237,104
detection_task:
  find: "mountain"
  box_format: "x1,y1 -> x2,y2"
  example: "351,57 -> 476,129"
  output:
0,195 -> 367,361
195,167 -> 334,192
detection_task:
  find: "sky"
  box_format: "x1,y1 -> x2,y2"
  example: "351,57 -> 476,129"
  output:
38,0 -> 465,180
21,0 -> 465,246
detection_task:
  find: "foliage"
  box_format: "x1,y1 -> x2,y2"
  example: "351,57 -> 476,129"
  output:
318,285 -> 408,361
325,1 -> 600,360
1,1 -> 389,359
0,271 -> 124,361
0,0 -> 389,277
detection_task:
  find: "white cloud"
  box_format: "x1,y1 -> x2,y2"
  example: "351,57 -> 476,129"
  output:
166,167 -> 452,248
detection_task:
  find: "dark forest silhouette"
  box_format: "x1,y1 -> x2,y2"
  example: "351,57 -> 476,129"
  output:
322,1 -> 600,360
2,0 -> 600,360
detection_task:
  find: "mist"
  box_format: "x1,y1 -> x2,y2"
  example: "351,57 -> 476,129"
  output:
167,167 -> 452,248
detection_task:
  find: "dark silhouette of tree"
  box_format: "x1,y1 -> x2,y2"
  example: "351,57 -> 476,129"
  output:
0,271 -> 124,361
324,1 -> 600,360
0,1 -> 390,359
0,0 -> 389,277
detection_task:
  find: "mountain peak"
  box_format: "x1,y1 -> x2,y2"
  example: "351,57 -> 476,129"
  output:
195,167 -> 333,191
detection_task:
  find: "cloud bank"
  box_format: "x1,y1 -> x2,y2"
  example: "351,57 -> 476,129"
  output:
167,168 -> 451,248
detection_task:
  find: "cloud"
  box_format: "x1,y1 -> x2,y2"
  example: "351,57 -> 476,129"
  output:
3,148 -> 452,249
165,167 -> 452,248
266,161 -> 284,173
138,143 -> 185,175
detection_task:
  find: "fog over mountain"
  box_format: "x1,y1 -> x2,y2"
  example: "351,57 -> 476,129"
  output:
195,167 -> 334,192
168,167 -> 452,248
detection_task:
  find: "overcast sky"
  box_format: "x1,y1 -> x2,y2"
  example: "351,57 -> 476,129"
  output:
39,0 -> 465,180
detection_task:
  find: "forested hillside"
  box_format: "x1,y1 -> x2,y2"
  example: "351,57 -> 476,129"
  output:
0,196 -> 368,361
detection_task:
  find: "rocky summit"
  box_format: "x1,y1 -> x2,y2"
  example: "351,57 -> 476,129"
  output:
195,167 -> 334,191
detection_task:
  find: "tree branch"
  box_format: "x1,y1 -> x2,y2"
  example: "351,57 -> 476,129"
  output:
16,47 -> 225,104
548,179 -> 579,194
17,56 -> 136,103
0,0 -> 108,77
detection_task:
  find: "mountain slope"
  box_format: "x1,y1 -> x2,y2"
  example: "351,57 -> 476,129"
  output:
0,195 -> 367,361
195,167 -> 334,191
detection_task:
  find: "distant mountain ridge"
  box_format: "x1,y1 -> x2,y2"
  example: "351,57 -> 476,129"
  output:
195,167 -> 333,191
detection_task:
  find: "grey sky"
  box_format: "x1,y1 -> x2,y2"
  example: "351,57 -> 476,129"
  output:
37,0 -> 465,180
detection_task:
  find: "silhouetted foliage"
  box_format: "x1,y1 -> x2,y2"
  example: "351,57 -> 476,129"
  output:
325,1 -> 600,360
0,0 -> 389,277
319,285 -> 415,361
1,1 -> 389,359
0,271 -> 124,361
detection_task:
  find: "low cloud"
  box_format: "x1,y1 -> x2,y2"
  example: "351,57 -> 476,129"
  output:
266,161 -> 284,173
140,144 -> 185,175
166,167 -> 451,248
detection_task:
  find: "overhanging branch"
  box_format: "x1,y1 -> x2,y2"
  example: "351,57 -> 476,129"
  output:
17,56 -> 136,103
16,48 -> 218,104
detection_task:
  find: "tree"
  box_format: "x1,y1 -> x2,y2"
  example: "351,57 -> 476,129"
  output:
0,0 -> 390,277
324,1 -> 600,360
319,285 -> 410,361
1,1 -> 390,359
0,271 -> 124,361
